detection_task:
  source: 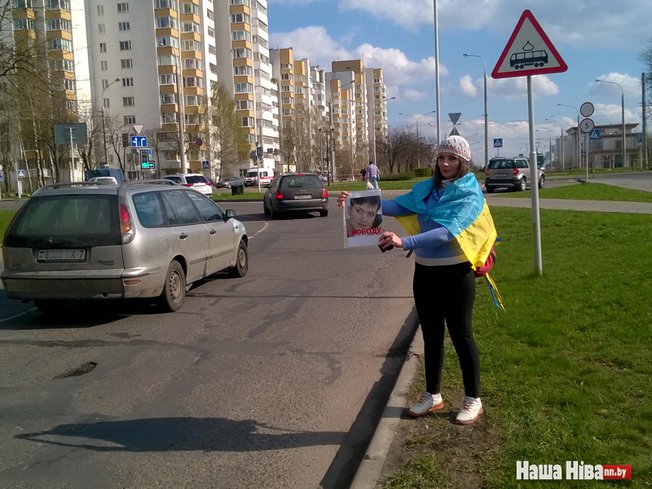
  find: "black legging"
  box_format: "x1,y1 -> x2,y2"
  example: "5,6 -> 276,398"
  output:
413,261 -> 479,398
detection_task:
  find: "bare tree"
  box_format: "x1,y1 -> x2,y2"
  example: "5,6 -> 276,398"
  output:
208,82 -> 247,177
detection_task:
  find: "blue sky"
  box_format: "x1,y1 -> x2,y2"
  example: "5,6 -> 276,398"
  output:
269,0 -> 650,163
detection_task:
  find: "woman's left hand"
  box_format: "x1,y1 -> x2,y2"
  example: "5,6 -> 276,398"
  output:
379,231 -> 403,250
337,191 -> 349,208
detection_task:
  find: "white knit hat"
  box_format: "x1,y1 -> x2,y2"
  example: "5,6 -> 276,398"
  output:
436,135 -> 472,162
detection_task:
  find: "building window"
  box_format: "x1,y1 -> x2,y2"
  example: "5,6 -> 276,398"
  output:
242,117 -> 253,127
46,18 -> 72,31
118,21 -> 130,31
160,113 -> 175,124
117,2 -> 128,13
235,82 -> 252,93
236,100 -> 250,110
98,23 -> 105,33
100,60 -> 108,71
13,18 -> 34,30
156,16 -> 177,29
230,13 -> 248,23
119,41 -> 132,51
46,0 -> 71,8
122,77 -> 134,87
99,42 -> 106,53
159,73 -> 174,85
207,27 -> 214,38
103,98 -> 110,109
160,93 -> 176,104
155,0 -> 178,7
123,96 -> 135,107
120,58 -> 133,69
124,115 -> 136,125
97,5 -> 103,15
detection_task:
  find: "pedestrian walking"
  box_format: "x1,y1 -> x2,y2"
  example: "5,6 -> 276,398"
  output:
366,161 -> 381,190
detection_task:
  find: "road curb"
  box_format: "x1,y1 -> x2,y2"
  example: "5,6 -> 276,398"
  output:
349,329 -> 424,489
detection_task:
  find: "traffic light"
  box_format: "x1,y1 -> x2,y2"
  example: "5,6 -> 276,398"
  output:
139,149 -> 150,169
122,133 -> 129,147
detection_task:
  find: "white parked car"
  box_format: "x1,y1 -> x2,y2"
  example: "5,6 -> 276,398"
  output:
162,173 -> 213,196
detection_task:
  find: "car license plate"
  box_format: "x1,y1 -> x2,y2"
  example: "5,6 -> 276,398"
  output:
37,249 -> 86,262
294,194 -> 311,199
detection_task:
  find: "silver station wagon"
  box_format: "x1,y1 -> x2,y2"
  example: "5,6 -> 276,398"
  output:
1,181 -> 248,313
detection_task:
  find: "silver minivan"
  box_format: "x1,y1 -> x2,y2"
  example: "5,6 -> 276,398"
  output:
1,181 -> 248,313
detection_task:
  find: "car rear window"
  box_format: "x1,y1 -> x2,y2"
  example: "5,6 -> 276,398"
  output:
488,159 -> 514,169
280,175 -> 323,189
5,194 -> 121,247
186,175 -> 208,184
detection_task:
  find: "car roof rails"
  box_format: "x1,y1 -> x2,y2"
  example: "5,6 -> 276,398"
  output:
126,179 -> 179,186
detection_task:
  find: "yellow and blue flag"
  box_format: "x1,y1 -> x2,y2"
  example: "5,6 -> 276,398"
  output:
393,173 -> 504,310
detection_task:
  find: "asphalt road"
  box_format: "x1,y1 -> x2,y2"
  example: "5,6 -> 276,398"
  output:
0,201 -> 418,489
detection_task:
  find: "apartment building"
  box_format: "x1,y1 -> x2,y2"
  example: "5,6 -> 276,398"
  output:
215,0 -> 279,175
1,0 -> 80,189
84,0 -> 223,178
270,47 -> 330,172
366,67 -> 391,164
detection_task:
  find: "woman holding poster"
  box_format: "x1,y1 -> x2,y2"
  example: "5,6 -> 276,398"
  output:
338,135 -> 497,425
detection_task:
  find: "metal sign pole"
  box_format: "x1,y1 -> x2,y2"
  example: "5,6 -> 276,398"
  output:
527,76 -> 542,276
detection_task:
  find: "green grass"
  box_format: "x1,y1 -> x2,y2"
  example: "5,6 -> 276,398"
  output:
496,182 -> 652,203
382,205 -> 652,488
0,210 -> 14,239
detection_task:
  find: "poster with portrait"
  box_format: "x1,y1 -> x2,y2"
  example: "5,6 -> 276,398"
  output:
343,189 -> 384,248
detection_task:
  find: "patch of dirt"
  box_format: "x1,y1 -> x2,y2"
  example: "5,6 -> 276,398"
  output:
377,362 -> 502,489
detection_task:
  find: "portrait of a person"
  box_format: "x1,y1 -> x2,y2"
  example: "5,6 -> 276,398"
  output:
346,195 -> 382,237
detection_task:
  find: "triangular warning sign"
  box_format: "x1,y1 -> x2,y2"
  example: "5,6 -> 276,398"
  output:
491,10 -> 567,79
450,127 -> 460,136
133,124 -> 144,135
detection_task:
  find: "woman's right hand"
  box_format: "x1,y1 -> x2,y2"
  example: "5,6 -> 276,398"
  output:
337,191 -> 349,208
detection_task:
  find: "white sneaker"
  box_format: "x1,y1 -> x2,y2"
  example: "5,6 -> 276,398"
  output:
408,392 -> 444,417
455,396 -> 484,425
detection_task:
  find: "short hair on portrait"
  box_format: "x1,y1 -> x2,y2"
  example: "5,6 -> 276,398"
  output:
349,195 -> 381,209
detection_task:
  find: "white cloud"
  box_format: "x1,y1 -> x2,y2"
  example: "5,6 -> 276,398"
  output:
402,88 -> 428,102
459,75 -> 478,97
270,28 -> 447,94
338,0 -> 652,48
593,72 -> 642,101
269,26 -> 350,69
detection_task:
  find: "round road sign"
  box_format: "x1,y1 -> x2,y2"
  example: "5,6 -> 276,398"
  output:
580,118 -> 595,134
580,102 -> 595,117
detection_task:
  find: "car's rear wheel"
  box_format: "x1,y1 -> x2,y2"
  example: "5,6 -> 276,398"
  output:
518,178 -> 527,191
319,209 -> 328,217
263,200 -> 271,216
538,175 -> 545,189
485,186 -> 495,194
229,240 -> 249,278
160,260 -> 186,312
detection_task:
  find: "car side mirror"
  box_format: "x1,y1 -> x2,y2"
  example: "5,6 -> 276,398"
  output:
224,209 -> 236,221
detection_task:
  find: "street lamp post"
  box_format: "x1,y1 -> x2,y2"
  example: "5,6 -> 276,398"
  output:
463,53 -> 489,170
399,110 -> 436,168
557,103 -> 581,171
545,118 -> 564,171
101,77 -> 121,166
371,96 -> 395,166
596,79 -> 626,169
